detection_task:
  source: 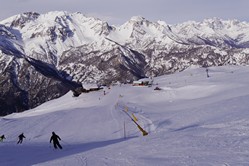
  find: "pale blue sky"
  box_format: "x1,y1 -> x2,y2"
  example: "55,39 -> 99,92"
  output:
0,0 -> 248,25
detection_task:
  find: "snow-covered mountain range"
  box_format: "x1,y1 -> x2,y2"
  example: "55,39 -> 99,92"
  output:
1,11 -> 249,115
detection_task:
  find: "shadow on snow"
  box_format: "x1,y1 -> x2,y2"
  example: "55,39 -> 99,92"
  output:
0,136 -> 137,166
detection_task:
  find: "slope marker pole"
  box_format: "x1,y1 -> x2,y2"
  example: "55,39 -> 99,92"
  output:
124,121 -> 126,139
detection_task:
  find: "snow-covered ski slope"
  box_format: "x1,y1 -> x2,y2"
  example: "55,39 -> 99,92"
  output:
1,65 -> 249,166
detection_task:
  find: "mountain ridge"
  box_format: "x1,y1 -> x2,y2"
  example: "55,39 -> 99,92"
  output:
0,11 -> 249,115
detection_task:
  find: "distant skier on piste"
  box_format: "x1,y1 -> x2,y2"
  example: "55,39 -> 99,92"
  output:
50,132 -> 63,149
0,134 -> 6,142
17,133 -> 26,144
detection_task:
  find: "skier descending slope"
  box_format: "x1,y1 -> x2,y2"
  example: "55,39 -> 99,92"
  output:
50,132 -> 63,149
17,133 -> 26,144
0,134 -> 6,142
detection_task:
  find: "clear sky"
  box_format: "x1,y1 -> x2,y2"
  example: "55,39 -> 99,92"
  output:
0,0 -> 248,25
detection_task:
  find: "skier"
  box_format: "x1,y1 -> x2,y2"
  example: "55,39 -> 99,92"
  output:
0,135 -> 6,142
50,132 -> 62,149
17,133 -> 26,144
206,68 -> 210,78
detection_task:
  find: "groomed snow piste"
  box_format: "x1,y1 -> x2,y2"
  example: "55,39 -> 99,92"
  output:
1,65 -> 249,166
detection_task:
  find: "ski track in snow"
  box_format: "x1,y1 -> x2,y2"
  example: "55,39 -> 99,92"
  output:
110,100 -> 124,138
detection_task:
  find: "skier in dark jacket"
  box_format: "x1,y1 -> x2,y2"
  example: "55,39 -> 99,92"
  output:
17,133 -> 25,144
50,132 -> 62,149
0,135 -> 6,142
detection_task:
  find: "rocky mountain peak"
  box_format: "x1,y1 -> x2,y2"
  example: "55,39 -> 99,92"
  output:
130,16 -> 146,22
1,12 -> 40,28
1,11 -> 249,115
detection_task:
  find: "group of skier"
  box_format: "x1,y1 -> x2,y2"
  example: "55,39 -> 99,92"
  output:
0,131 -> 62,149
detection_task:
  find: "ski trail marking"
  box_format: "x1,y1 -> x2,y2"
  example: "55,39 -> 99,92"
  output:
76,155 -> 87,166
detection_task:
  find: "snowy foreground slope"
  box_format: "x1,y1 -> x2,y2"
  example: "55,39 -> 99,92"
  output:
1,65 -> 249,166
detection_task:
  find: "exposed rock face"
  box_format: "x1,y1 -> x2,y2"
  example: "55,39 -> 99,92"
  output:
0,12 -> 249,115
0,54 -> 82,115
